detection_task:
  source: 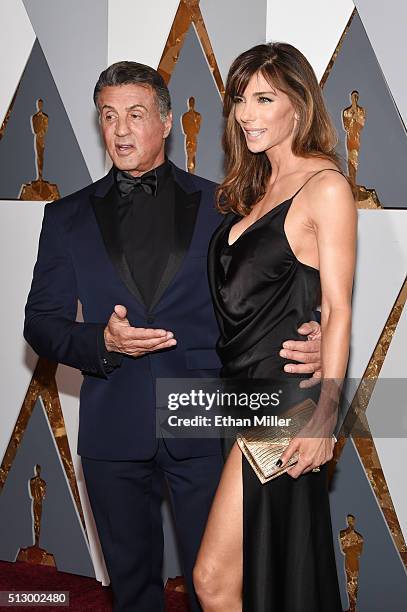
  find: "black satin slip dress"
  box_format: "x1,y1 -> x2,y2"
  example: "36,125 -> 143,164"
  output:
207,168 -> 344,612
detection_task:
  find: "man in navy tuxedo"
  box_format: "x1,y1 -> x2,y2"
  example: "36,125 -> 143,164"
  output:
24,62 -> 322,612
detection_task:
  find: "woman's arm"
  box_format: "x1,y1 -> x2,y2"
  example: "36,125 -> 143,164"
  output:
307,171 -> 357,434
315,172 -> 356,379
280,171 -> 357,477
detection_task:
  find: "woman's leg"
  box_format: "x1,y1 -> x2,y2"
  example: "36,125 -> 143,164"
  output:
193,442 -> 243,612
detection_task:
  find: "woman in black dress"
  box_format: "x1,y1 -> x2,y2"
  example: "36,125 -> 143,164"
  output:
193,43 -> 356,611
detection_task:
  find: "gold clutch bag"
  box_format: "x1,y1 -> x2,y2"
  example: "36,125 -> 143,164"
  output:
237,398 -> 321,484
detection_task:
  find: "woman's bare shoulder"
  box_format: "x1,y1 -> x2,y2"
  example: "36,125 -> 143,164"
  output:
300,160 -> 352,198
303,165 -> 356,225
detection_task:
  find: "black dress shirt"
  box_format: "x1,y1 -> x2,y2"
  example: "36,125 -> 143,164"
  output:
115,159 -> 174,308
99,159 -> 175,373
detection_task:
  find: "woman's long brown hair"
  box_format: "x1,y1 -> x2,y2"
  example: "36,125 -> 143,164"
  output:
217,42 -> 343,216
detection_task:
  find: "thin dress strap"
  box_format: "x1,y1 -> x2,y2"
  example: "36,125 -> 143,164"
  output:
291,168 -> 344,200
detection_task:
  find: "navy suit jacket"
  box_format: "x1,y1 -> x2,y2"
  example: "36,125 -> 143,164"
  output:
24,162 -> 223,460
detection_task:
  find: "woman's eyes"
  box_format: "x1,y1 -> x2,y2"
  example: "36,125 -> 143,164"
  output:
233,96 -> 273,104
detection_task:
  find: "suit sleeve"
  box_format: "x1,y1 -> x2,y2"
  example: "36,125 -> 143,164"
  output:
24,202 -> 112,378
312,309 -> 321,324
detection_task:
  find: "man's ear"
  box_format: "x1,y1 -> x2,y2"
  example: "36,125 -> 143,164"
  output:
163,111 -> 173,139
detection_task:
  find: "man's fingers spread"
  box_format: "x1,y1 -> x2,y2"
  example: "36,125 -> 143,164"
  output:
284,362 -> 318,374
125,336 -> 174,350
297,320 -> 319,334
281,340 -> 319,353
125,337 -> 177,351
123,327 -> 171,341
299,375 -> 322,389
132,339 -> 176,353
280,349 -> 317,363
150,339 -> 177,351
143,336 -> 176,349
137,328 -> 171,339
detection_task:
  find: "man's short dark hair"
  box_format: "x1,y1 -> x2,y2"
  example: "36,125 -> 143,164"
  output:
93,61 -> 171,120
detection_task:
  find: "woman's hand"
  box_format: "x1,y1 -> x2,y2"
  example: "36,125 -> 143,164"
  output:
276,410 -> 337,478
278,433 -> 335,479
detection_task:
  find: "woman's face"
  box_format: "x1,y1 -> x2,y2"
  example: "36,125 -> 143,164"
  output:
234,71 -> 297,154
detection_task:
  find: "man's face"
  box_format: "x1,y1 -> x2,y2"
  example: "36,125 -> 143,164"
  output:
97,83 -> 172,176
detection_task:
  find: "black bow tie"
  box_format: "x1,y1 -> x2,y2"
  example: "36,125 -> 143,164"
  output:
116,169 -> 158,198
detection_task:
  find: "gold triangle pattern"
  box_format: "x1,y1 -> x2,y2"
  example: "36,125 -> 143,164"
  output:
320,8 -> 357,89
319,7 -> 407,569
158,0 -> 224,97
329,276 -> 407,567
0,87 -> 19,142
0,357 -> 87,536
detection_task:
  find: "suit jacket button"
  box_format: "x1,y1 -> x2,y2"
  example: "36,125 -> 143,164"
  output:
146,315 -> 155,324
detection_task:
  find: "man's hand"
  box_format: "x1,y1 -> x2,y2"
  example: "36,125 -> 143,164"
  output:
280,320 -> 321,388
104,305 -> 177,357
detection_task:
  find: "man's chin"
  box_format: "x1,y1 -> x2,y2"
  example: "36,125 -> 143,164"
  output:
112,158 -> 140,173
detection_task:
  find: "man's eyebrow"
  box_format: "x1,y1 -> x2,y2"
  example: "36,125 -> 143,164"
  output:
100,104 -> 148,112
126,104 -> 148,111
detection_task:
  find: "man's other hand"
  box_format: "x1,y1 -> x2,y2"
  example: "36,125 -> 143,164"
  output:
104,305 -> 177,357
280,321 -> 321,388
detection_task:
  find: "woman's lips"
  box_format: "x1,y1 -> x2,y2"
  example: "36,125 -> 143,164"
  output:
244,129 -> 266,141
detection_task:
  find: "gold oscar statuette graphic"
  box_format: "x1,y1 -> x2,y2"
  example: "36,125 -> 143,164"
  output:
330,279 -> 407,568
340,514 -> 364,612
19,99 -> 60,201
181,96 -> 201,173
343,91 -> 381,208
312,4 -> 407,571
16,464 -> 56,567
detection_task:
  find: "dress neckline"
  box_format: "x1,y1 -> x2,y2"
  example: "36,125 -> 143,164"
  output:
226,167 -> 345,247
227,197 -> 292,247
224,197 -> 320,274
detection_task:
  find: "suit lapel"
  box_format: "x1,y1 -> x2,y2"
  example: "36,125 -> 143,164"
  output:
90,164 -> 201,312
148,172 -> 201,312
91,176 -> 145,305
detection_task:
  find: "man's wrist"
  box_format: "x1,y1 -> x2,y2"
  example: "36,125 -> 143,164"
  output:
104,326 -> 117,353
99,327 -> 123,372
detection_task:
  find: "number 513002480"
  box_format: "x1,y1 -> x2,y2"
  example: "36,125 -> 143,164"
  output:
0,591 -> 69,606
